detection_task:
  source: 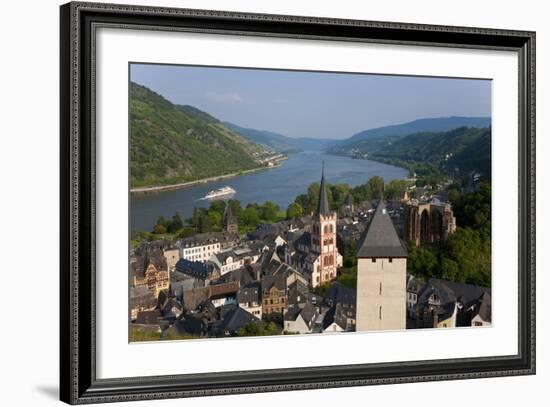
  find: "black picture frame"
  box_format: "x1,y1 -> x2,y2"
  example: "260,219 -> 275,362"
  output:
60,1 -> 536,404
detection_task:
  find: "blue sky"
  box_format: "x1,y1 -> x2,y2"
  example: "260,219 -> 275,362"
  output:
131,63 -> 491,140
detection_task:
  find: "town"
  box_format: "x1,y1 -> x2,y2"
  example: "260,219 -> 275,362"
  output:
130,166 -> 491,341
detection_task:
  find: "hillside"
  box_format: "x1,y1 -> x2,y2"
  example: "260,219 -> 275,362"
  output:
130,82 -> 269,188
328,116 -> 491,153
369,127 -> 492,177
224,122 -> 300,153
225,122 -> 338,153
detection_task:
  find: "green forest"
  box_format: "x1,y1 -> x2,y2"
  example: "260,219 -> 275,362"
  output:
130,82 -> 267,188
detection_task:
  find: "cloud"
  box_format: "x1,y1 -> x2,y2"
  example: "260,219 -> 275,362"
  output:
204,91 -> 242,103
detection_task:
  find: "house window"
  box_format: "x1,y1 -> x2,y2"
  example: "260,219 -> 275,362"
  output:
372,258 -> 376,263
379,306 -> 382,320
389,258 -> 393,263
379,282 -> 382,295
474,321 -> 483,327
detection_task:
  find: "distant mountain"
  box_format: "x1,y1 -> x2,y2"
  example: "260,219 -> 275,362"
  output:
223,123 -> 300,153
329,116 -> 491,153
130,82 -> 267,188
225,122 -> 338,153
369,126 -> 492,176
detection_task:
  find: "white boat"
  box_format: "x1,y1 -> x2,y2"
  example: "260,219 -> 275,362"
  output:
203,186 -> 236,200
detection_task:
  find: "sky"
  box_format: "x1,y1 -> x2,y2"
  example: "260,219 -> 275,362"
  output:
130,63 -> 491,140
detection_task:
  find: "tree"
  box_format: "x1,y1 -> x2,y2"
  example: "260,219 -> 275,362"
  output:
208,210 -> 222,230
152,223 -> 167,234
294,194 -> 310,213
259,201 -> 279,222
342,239 -> 357,268
235,321 -> 279,337
190,207 -> 206,229
385,179 -> 408,200
240,206 -> 260,227
329,184 -> 351,209
407,242 -> 438,280
167,212 -> 183,233
227,199 -> 242,221
286,202 -> 304,219
198,213 -> 213,233
441,257 -> 459,281
209,200 -> 226,214
367,176 -> 385,200
176,227 -> 195,238
155,215 -> 167,228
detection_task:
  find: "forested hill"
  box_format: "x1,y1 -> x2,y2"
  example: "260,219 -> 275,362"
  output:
224,122 -> 338,153
223,122 -> 301,153
130,82 -> 267,188
328,116 -> 491,153
368,127 -> 491,177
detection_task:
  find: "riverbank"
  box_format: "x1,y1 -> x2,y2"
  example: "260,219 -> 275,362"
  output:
131,157 -> 287,194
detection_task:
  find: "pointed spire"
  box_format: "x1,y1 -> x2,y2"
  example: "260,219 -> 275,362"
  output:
356,201 -> 407,258
317,161 -> 330,216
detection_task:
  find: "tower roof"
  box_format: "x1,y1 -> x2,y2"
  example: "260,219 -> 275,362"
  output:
316,162 -> 331,216
344,193 -> 354,206
357,201 -> 407,258
224,204 -> 236,225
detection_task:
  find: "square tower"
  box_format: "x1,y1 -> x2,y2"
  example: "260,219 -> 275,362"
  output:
312,163 -> 342,286
356,201 -> 407,331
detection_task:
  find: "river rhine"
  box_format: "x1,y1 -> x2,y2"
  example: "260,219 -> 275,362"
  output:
130,150 -> 408,232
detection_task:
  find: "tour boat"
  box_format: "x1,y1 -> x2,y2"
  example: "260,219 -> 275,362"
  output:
203,186 -> 236,200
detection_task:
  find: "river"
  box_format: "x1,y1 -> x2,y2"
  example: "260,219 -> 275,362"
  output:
130,150 -> 408,232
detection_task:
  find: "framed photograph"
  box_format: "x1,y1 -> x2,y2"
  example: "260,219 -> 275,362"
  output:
60,1 -> 535,404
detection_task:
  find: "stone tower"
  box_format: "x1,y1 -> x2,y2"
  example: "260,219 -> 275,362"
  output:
223,204 -> 238,234
356,201 -> 407,331
311,163 -> 341,286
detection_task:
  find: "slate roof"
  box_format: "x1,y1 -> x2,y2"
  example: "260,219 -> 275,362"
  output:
135,309 -> 162,326
210,281 -> 240,299
221,307 -> 260,333
476,291 -> 492,322
325,282 -> 356,307
294,231 -> 311,250
181,287 -> 210,312
134,240 -> 176,256
285,303 -> 318,327
247,223 -> 280,241
175,258 -> 216,279
161,297 -> 183,319
356,201 -> 408,258
177,232 -> 221,248
287,280 -> 309,306
237,283 -> 261,304
417,278 -> 489,307
459,290 -> 492,324
216,266 -> 256,286
171,318 -> 205,337
130,286 -> 157,309
261,274 -> 286,293
147,249 -> 169,270
322,307 -> 346,330
316,164 -> 331,216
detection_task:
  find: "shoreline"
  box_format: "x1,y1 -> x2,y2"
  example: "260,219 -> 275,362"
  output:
131,158 -> 286,194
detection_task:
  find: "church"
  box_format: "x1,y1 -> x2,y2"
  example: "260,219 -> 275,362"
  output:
284,164 -> 343,288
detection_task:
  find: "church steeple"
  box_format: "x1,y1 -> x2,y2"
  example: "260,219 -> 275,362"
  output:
310,161 -> 341,287
223,203 -> 238,234
316,161 -> 330,216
